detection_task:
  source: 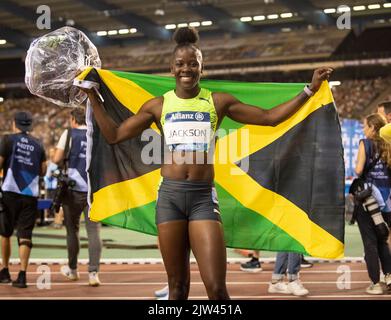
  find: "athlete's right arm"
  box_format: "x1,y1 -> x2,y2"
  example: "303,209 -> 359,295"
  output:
86,91 -> 160,144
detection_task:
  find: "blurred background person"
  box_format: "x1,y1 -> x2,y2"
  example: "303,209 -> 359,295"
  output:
53,107 -> 102,287
240,250 -> 262,273
0,111 -> 46,288
268,252 -> 309,296
354,113 -> 391,294
43,147 -> 59,224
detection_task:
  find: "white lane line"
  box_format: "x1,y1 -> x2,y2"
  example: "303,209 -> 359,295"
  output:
5,257 -> 365,265
0,295 -> 389,300
7,270 -> 369,274
0,281 -> 376,286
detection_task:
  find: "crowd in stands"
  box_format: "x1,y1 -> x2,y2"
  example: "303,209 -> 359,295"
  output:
332,77 -> 391,119
99,27 -> 348,71
0,98 -> 70,149
0,74 -> 390,153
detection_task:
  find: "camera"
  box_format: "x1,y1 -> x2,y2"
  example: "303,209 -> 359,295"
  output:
49,169 -> 76,214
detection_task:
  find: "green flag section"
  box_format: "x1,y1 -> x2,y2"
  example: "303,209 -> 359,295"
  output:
78,67 -> 345,259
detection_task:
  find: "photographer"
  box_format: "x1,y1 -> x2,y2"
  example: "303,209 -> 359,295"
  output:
354,113 -> 391,294
53,107 -> 102,287
0,111 -> 46,288
377,101 -> 391,124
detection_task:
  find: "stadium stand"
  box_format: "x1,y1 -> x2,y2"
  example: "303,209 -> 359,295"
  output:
1,73 -> 390,150
99,26 -> 349,71
332,76 -> 391,119
1,25 -> 391,148
0,98 -> 69,148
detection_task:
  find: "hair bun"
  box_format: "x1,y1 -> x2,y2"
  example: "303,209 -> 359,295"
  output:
173,27 -> 199,45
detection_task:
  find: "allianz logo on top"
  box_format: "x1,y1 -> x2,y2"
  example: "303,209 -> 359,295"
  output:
168,111 -> 206,122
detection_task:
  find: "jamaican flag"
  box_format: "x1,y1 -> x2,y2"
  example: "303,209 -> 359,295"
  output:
77,67 -> 345,259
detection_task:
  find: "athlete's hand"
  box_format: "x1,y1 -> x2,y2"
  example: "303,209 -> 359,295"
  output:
74,69 -> 95,97
79,86 -> 95,96
309,67 -> 333,92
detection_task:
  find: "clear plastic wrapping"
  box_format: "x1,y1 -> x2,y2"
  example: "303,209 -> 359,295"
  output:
25,26 -> 101,107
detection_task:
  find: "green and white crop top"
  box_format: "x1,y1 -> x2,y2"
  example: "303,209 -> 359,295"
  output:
161,88 -> 218,152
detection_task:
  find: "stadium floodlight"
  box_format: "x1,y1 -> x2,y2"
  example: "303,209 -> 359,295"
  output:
240,16 -> 252,22
201,21 -> 213,26
353,5 -> 366,11
165,24 -> 176,30
189,22 -> 200,27
253,15 -> 265,21
154,9 -> 165,16
130,28 -> 137,33
384,3 -> 391,8
368,4 -> 381,9
97,31 -> 107,36
118,29 -> 129,34
280,13 -> 293,18
108,30 -> 118,35
177,23 -> 188,28
329,81 -> 341,87
267,14 -> 279,19
323,8 -> 336,14
337,6 -> 351,13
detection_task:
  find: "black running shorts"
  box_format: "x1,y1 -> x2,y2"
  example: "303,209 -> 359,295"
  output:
156,178 -> 221,225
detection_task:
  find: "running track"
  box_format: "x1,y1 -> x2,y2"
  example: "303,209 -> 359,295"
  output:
1,261 -> 390,300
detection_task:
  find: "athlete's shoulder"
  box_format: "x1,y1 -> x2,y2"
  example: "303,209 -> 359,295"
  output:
141,96 -> 163,119
144,96 -> 163,109
211,92 -> 237,108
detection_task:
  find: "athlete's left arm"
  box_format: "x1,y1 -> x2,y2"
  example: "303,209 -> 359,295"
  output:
218,67 -> 333,126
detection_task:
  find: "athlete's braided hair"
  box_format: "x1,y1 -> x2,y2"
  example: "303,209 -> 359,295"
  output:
172,27 -> 202,59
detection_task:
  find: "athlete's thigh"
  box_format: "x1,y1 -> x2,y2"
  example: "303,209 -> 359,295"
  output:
158,220 -> 191,278
188,220 -> 227,282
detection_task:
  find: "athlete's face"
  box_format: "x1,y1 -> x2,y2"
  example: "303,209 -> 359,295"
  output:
171,47 -> 203,90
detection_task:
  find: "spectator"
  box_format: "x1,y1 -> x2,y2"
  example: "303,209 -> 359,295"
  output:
268,252 -> 309,296
240,251 -> 262,273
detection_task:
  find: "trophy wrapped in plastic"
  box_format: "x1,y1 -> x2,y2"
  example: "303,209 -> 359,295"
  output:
25,26 -> 101,107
